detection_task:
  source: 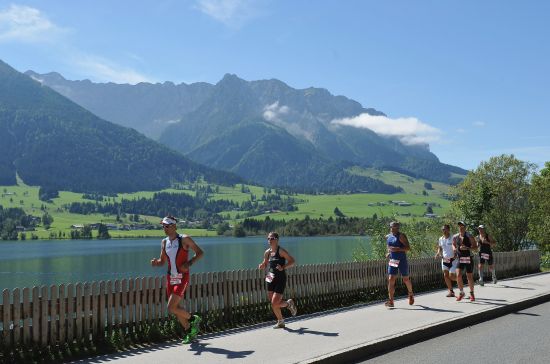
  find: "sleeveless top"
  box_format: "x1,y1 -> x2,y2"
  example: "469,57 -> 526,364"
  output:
478,234 -> 493,254
387,232 -> 407,261
438,235 -> 454,259
268,246 -> 286,277
453,232 -> 473,258
162,234 -> 189,276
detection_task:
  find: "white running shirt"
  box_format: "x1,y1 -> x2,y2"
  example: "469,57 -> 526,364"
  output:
438,236 -> 454,258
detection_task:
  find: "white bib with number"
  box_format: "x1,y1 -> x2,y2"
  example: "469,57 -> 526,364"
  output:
265,272 -> 275,283
389,259 -> 400,268
481,253 -> 490,260
170,273 -> 183,285
443,258 -> 452,264
459,257 -> 471,264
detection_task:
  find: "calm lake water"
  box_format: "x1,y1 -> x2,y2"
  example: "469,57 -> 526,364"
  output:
0,236 -> 370,291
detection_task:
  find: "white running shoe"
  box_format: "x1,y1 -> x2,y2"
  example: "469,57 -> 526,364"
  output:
287,299 -> 298,316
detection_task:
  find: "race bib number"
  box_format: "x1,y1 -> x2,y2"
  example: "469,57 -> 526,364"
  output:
170,273 -> 183,285
389,259 -> 400,268
459,257 -> 471,264
481,253 -> 491,260
265,272 -> 275,283
443,258 -> 451,264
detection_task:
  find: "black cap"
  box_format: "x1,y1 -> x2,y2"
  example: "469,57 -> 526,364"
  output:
457,221 -> 466,226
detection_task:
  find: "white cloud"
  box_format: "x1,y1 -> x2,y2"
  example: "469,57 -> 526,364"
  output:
331,113 -> 442,146
263,101 -> 289,122
195,0 -> 260,27
0,4 -> 66,43
456,128 -> 466,133
72,53 -> 153,84
473,121 -> 486,127
0,4 -> 152,84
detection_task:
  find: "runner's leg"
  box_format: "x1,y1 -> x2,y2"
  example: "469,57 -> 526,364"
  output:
402,276 -> 413,294
388,275 -> 397,302
167,294 -> 191,330
271,292 -> 288,322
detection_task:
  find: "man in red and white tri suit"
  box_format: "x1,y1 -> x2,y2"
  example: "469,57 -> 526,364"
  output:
151,215 -> 204,343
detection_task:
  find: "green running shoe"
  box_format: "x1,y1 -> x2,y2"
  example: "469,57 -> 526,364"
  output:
182,332 -> 193,344
190,315 -> 202,335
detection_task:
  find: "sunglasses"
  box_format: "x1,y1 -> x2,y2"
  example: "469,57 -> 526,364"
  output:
267,237 -> 277,241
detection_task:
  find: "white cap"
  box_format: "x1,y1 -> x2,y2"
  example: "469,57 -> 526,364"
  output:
160,216 -> 177,225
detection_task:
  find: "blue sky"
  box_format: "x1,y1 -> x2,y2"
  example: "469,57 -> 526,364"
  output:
1,0 -> 549,170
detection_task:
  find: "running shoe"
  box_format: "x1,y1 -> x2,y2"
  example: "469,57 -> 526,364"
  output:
182,331 -> 193,344
273,320 -> 285,329
469,292 -> 475,302
190,314 -> 202,335
446,290 -> 455,297
479,278 -> 484,286
408,293 -> 415,305
287,299 -> 298,317
456,291 -> 465,301
385,300 -> 394,308
492,275 -> 498,284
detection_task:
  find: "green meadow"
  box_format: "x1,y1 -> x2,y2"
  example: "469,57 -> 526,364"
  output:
0,169 -> 454,239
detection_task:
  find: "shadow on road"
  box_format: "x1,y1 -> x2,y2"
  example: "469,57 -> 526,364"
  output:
393,305 -> 463,313
188,342 -> 254,359
283,326 -> 339,336
512,311 -> 541,317
77,341 -> 183,363
492,284 -> 535,290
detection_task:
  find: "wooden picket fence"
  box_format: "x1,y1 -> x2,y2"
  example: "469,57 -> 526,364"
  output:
0,250 -> 540,350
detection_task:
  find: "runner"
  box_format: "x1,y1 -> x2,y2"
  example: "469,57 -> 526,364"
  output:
477,224 -> 497,285
452,221 -> 478,302
150,215 -> 204,344
435,224 -> 458,297
385,221 -> 414,308
258,232 -> 297,328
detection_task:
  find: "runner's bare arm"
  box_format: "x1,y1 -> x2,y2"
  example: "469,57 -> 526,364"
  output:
151,239 -> 167,266
258,249 -> 270,269
279,248 -> 295,270
470,235 -> 478,250
399,233 -> 411,252
180,236 -> 203,271
435,240 -> 442,258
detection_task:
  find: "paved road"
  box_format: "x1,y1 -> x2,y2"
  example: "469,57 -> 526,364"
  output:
74,273 -> 550,364
361,301 -> 550,364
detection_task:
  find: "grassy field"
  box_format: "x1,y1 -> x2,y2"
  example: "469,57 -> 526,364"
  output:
250,192 -> 450,221
1,169 -> 455,238
347,167 -> 452,196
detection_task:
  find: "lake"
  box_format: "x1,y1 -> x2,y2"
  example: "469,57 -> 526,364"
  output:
0,236 -> 370,291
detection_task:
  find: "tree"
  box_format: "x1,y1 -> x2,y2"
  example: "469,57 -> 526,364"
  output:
426,206 -> 434,214
97,223 -> 111,239
216,222 -> 231,236
42,212 -> 53,229
233,224 -> 246,237
528,161 -> 550,265
334,207 -> 346,218
424,182 -> 434,190
451,154 -> 535,251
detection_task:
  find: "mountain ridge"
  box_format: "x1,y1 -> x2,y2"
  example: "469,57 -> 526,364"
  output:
25,68 -> 467,191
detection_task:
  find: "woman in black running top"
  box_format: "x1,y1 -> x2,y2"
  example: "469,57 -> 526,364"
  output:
258,232 -> 297,328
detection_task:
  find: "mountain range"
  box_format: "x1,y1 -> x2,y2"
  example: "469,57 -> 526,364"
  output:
27,70 -> 466,192
0,60 -> 241,193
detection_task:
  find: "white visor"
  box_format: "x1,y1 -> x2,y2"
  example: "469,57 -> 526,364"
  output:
161,217 -> 177,225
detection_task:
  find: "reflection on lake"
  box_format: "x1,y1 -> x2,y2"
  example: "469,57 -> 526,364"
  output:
0,236 -> 370,290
